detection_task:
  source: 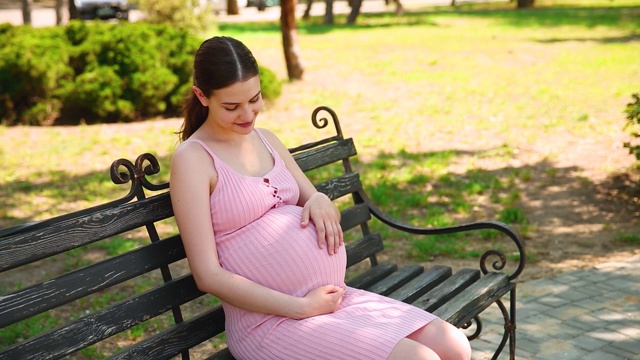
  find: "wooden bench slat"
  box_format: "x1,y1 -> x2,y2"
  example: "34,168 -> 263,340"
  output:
388,265 -> 453,303
315,172 -> 361,201
109,307 -> 227,360
412,268 -> 481,313
0,235 -> 185,328
292,138 -> 356,172
345,233 -> 384,268
366,264 -> 424,296
339,203 -> 371,232
0,275 -> 203,360
0,193 -> 173,272
346,262 -> 397,289
434,272 -> 512,326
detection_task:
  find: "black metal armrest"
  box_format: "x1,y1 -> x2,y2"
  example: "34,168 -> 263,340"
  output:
358,189 -> 526,282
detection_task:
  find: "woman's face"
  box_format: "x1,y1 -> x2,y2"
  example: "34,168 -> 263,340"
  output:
195,75 -> 263,136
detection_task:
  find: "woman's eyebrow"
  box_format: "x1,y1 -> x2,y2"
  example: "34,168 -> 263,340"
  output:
222,90 -> 262,105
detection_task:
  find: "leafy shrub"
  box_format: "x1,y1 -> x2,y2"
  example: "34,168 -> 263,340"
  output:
259,65 -> 282,102
623,93 -> 640,160
0,21 -> 283,125
0,26 -> 73,125
59,23 -> 187,122
132,0 -> 215,34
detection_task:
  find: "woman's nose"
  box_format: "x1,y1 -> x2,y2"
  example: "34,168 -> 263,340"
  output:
239,105 -> 253,121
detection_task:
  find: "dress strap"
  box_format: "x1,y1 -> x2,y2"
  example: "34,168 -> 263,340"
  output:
254,129 -> 275,157
183,138 -> 218,161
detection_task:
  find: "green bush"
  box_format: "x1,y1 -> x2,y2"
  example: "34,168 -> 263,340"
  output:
0,21 -> 283,125
623,93 -> 640,160
60,23 -> 187,122
132,0 -> 215,34
0,26 -> 72,125
259,65 -> 282,102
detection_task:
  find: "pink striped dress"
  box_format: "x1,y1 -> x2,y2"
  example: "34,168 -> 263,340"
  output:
187,130 -> 437,360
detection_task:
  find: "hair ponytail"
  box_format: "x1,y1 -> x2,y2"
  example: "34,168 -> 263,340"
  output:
179,92 -> 208,142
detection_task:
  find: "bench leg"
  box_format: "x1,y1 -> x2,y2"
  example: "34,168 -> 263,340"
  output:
509,287 -> 517,360
491,287 -> 517,360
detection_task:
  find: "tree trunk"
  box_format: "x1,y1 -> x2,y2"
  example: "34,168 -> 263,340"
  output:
56,0 -> 64,25
394,0 -> 403,16
21,0 -> 32,25
227,0 -> 239,15
323,0 -> 334,24
69,0 -> 78,19
516,0 -> 534,8
347,0 -> 362,24
303,0 -> 313,19
280,0 -> 304,80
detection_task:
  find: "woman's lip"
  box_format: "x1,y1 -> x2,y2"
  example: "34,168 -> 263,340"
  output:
237,121 -> 253,128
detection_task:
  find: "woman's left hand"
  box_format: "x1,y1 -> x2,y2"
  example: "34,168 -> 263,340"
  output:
301,193 -> 344,255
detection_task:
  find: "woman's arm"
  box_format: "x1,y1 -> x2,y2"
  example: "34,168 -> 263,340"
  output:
170,143 -> 344,319
260,129 -> 344,255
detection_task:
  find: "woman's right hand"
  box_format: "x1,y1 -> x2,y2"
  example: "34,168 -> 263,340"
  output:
294,285 -> 345,319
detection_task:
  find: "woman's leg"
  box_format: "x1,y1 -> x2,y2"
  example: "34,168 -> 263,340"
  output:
407,319 -> 472,360
387,338 -> 441,360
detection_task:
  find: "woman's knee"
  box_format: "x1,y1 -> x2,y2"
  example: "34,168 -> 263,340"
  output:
408,319 -> 471,360
387,338 -> 440,360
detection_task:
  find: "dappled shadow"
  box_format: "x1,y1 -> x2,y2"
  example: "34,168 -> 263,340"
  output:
474,255 -> 640,358
2,145 -> 639,275
218,5 -> 639,35
0,153 -> 172,230
535,33 -> 640,44
219,11 -> 439,34
445,5 -> 640,28
349,146 -> 640,275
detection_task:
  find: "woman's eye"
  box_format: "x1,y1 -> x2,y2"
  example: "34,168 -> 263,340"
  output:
224,106 -> 238,111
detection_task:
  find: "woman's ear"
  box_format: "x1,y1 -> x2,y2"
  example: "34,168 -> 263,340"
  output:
193,86 -> 209,107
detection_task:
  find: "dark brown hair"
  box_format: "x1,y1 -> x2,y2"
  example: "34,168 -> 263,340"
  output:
179,36 -> 260,141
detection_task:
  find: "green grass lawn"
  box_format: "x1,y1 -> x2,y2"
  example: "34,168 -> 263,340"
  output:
2,0 -> 638,243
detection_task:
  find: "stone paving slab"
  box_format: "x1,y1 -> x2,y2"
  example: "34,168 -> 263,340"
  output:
469,255 -> 640,360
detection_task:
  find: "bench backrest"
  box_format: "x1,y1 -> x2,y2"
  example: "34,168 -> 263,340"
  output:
0,107 -> 379,359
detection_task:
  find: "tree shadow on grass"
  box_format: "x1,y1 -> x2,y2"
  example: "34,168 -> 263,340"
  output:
0,154 -> 172,230
535,33 -> 640,44
219,5 -> 639,35
2,145 -> 639,273
347,147 -> 640,273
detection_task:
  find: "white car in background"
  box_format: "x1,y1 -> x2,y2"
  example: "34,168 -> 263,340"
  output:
208,0 -> 249,14
75,0 -> 129,20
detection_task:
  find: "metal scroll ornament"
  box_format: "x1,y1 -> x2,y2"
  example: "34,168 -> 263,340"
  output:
110,153 -> 168,202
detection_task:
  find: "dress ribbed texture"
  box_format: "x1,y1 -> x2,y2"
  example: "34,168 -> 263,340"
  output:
187,130 -> 437,360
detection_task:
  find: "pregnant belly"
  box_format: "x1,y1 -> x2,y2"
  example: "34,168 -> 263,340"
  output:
215,205 -> 347,297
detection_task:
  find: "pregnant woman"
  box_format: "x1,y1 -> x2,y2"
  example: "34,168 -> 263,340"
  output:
170,36 -> 471,360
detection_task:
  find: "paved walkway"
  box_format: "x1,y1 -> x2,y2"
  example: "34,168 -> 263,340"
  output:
472,255 -> 640,359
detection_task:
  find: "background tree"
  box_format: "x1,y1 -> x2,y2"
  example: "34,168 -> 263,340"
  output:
21,0 -> 32,25
280,0 -> 304,79
227,0 -> 239,15
303,0 -> 335,24
56,0 -> 64,25
68,0 -> 78,20
347,0 -> 362,24
517,0 -> 535,8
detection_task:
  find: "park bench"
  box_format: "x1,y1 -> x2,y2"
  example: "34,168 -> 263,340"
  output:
0,106 -> 526,360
